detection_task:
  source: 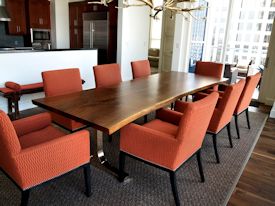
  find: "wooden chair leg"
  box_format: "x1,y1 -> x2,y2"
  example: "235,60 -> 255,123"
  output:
196,150 -> 205,182
234,115 -> 240,139
245,108 -> 251,129
118,152 -> 126,182
169,171 -> 180,206
226,123 -> 233,148
212,134 -> 220,164
21,190 -> 30,206
83,164 -> 92,197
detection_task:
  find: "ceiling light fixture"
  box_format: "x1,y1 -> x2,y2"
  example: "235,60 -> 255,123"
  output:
88,0 -> 205,19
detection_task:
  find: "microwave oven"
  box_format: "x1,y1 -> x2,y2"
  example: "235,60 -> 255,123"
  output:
30,28 -> 51,49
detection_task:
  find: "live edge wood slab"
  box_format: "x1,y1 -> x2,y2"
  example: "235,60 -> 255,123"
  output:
33,72 -> 227,135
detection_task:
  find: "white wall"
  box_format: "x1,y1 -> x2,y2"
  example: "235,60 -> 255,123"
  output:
0,50 -> 98,113
259,18 -> 275,106
117,0 -> 150,81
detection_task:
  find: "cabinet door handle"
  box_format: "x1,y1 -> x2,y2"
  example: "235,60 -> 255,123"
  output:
18,26 -> 20,32
41,18 -> 43,25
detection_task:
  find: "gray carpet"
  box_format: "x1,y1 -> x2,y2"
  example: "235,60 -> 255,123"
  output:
0,111 -> 268,206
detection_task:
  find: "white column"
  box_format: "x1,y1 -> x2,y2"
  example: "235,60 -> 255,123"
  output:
117,0 -> 150,81
50,0 -> 70,49
171,11 -> 192,72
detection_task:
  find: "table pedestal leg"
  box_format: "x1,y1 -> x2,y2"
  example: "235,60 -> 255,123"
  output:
90,129 -> 129,181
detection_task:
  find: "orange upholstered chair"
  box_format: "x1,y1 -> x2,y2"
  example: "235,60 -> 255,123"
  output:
233,73 -> 261,139
119,92 -> 219,206
0,111 -> 91,206
93,63 -> 122,88
131,60 -> 151,79
195,61 -> 223,91
42,68 -> 85,132
176,79 -> 245,163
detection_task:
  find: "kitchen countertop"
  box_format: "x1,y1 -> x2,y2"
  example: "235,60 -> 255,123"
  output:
0,48 -> 98,53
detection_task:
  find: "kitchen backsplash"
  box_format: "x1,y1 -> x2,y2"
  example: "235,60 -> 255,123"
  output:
0,22 -> 24,47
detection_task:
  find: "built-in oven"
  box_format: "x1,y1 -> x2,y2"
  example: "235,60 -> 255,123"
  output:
30,28 -> 51,50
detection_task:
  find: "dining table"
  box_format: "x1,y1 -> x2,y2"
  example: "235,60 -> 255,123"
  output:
32,71 -> 228,178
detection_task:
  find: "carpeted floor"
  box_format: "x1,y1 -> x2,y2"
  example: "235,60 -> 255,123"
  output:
0,111 -> 267,206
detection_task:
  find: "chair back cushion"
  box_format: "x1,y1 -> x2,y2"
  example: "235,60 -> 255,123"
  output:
195,61 -> 223,78
234,73 -> 261,114
209,79 -> 246,133
131,60 -> 151,79
93,63 -> 122,88
0,110 -> 21,157
42,68 -> 82,97
176,92 -> 219,150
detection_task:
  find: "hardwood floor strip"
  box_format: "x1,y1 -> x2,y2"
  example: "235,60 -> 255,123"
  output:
253,151 -> 275,161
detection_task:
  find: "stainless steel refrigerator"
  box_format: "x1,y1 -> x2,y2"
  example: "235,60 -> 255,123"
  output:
83,12 -> 109,64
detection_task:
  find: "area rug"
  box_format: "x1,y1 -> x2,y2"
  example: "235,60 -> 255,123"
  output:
0,111 -> 268,206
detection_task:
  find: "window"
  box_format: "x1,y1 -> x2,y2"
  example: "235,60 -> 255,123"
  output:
264,35 -> 270,43
258,11 -> 264,19
266,23 -> 273,31
268,11 -> 275,19
234,55 -> 238,62
240,11 -> 246,19
236,34 -> 242,41
256,23 -> 262,31
235,44 -> 240,48
248,11 -> 255,19
238,23 -> 244,30
271,1 -> 275,7
253,34 -> 260,42
245,34 -> 251,42
246,23 -> 253,30
261,58 -> 266,65
260,0 -> 266,7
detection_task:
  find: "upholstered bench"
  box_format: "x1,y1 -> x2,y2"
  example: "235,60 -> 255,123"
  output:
0,82 -> 44,120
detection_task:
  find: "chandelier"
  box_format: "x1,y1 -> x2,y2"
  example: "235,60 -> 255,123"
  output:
88,0 -> 205,19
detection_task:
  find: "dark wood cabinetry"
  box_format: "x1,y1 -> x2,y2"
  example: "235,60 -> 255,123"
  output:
69,1 -> 118,63
6,0 -> 27,35
28,0 -> 50,29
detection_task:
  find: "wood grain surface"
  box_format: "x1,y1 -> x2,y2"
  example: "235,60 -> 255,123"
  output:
33,72 -> 227,134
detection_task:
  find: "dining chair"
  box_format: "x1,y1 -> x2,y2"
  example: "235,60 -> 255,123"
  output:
42,68 -> 85,132
233,73 -> 261,139
93,63 -> 122,88
131,60 -> 151,79
175,79 -> 245,163
185,61 -> 223,103
131,60 -> 151,122
118,92 -> 219,206
0,111 -> 91,206
93,63 -> 122,142
195,61 -> 223,91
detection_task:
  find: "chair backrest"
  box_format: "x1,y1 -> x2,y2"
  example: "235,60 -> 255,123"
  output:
195,61 -> 223,79
0,110 -> 21,157
42,68 -> 83,97
93,63 -> 122,88
131,60 -> 151,79
176,92 -> 219,150
209,79 -> 246,133
235,72 -> 261,115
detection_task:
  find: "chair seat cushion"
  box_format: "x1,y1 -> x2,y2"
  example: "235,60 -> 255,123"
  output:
19,125 -> 66,149
143,119 -> 178,136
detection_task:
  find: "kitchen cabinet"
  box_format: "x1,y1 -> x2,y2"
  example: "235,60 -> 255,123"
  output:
28,0 -> 51,29
6,0 -> 27,35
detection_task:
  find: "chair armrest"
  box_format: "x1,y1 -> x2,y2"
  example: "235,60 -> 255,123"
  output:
12,113 -> 52,137
174,100 -> 192,114
14,130 -> 90,189
156,108 -> 182,125
120,123 -> 178,169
